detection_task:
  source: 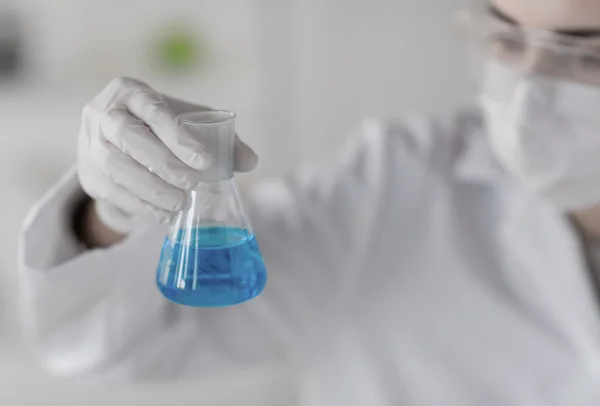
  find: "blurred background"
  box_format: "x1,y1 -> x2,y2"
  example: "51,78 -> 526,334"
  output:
0,0 -> 472,404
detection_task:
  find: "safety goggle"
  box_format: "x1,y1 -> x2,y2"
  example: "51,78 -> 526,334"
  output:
456,6 -> 600,86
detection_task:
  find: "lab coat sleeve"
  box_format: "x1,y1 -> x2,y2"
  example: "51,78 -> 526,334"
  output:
18,114 -> 470,383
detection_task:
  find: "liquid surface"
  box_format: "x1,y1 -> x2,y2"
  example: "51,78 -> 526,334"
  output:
156,227 -> 267,307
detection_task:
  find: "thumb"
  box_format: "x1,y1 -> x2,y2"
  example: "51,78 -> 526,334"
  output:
234,135 -> 259,173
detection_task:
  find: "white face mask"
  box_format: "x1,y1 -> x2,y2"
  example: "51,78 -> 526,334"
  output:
479,61 -> 600,211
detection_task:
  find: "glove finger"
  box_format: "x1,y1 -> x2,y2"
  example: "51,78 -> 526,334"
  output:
102,108 -> 204,190
95,200 -> 135,223
126,89 -> 212,171
91,135 -> 188,211
79,163 -> 173,224
234,135 -> 259,173
95,200 -> 171,234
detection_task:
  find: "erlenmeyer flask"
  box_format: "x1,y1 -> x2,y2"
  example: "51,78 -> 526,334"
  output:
156,110 -> 267,307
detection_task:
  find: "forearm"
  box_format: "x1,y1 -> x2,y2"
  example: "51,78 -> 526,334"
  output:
19,164 -> 351,383
21,224 -> 191,382
74,198 -> 126,249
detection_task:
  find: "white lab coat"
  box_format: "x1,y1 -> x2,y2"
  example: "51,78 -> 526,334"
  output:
18,108 -> 600,405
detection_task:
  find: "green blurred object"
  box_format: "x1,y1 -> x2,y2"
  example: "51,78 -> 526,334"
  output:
154,23 -> 204,72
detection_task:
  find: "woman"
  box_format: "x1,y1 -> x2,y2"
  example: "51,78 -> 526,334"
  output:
18,1 -> 600,404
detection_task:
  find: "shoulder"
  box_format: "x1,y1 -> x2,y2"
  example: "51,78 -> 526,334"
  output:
346,106 -> 484,174
249,107 -> 485,211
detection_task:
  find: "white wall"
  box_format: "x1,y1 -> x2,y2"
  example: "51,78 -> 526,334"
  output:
1,0 -> 471,405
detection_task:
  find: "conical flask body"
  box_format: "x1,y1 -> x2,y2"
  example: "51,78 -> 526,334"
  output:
156,179 -> 267,307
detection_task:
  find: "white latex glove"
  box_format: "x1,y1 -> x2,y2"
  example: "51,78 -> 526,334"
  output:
77,77 -> 259,233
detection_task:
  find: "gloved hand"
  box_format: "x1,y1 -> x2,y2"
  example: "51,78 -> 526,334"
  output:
77,77 -> 258,233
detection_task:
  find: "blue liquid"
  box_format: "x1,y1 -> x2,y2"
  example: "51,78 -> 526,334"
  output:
156,227 -> 267,307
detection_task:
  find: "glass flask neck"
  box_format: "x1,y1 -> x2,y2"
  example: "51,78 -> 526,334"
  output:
178,110 -> 236,182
